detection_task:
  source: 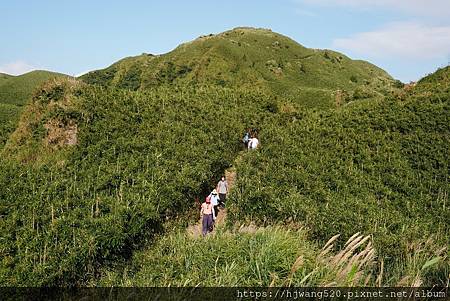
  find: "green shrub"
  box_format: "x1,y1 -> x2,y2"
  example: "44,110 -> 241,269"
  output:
228,88 -> 449,285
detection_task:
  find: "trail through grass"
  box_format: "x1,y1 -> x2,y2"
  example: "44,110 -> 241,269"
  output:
187,154 -> 239,238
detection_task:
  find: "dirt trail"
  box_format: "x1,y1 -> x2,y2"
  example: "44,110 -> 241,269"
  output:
187,165 -> 237,238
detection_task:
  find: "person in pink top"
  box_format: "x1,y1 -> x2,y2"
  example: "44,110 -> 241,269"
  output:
200,196 -> 215,236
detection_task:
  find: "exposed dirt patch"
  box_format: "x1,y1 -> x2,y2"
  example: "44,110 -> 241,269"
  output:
44,119 -> 78,149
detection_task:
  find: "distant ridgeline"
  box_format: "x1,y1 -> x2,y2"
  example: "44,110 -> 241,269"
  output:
0,28 -> 448,287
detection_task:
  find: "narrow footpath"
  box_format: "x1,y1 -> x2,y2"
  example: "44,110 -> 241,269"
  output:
187,165 -> 237,238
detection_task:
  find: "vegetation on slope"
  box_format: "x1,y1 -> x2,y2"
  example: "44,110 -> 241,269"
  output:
98,227 -> 379,287
94,67 -> 449,288
227,67 -> 449,285
0,103 -> 22,148
0,73 -> 13,81
0,78 -> 276,286
0,29 -> 447,287
0,70 -> 66,107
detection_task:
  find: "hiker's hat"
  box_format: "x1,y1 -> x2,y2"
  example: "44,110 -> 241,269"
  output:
212,189 -> 218,195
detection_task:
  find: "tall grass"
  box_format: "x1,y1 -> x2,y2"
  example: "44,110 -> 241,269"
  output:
227,72 -> 450,285
98,227 -> 440,287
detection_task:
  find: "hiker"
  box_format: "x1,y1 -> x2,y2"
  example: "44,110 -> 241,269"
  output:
200,195 -> 216,236
248,135 -> 259,150
242,129 -> 251,148
216,176 -> 228,208
209,189 -> 221,218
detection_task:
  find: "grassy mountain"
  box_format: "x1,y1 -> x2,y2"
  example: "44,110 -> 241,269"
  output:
0,28 -> 447,287
226,66 -> 450,284
0,78 -> 274,285
81,27 -> 397,109
0,70 -> 67,148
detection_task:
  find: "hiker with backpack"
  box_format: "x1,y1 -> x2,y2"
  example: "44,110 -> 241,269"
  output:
242,129 -> 251,149
200,195 -> 216,236
216,176 -> 228,208
209,189 -> 221,218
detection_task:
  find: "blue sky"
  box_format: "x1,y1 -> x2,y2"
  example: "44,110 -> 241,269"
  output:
1,0 -> 449,82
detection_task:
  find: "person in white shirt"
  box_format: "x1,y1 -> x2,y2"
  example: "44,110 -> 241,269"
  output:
209,189 -> 221,218
248,136 -> 259,150
216,176 -> 228,208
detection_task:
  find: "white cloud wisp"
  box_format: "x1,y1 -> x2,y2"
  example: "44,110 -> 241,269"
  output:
333,22 -> 450,60
0,61 -> 37,76
299,0 -> 450,17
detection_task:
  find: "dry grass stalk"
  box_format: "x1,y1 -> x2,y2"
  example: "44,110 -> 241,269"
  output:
319,234 -> 340,257
376,259 -> 384,287
317,233 -> 376,286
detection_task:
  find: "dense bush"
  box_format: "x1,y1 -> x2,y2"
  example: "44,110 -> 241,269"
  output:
0,81 -> 274,285
228,88 -> 449,285
0,103 -> 22,149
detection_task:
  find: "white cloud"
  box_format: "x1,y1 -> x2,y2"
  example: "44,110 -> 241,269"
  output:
299,0 -> 450,17
333,22 -> 450,59
0,61 -> 37,75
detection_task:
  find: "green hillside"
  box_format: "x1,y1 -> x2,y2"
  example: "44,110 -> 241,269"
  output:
0,70 -> 66,106
0,78 -> 274,285
0,70 -> 67,149
98,66 -> 449,287
0,103 -> 22,147
81,27 -> 397,109
226,67 -> 449,284
0,29 -> 447,287
0,73 -> 13,81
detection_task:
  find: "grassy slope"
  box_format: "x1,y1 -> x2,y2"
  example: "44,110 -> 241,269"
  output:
227,67 -> 450,285
0,73 -> 13,81
98,227 -> 377,287
0,78 -> 277,285
0,70 -> 67,149
0,103 -> 22,147
96,67 -> 449,287
0,70 -> 66,106
81,27 -> 396,109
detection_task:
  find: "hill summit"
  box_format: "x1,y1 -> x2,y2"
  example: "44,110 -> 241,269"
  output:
81,27 -> 397,109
